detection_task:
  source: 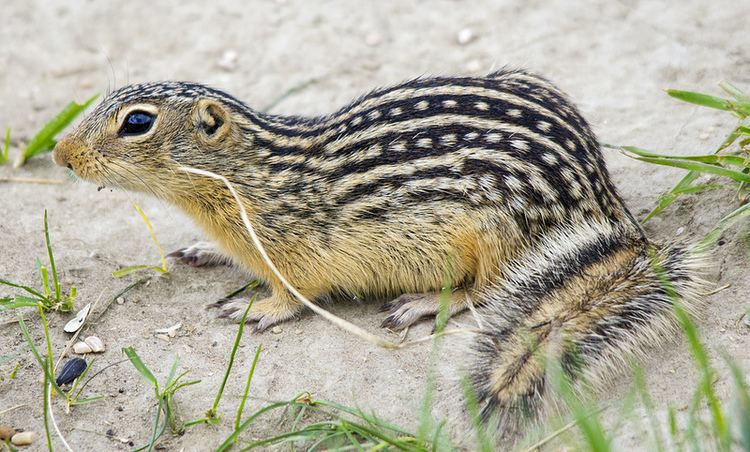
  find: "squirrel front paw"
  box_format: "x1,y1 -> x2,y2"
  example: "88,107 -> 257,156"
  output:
213,296 -> 303,332
168,241 -> 233,267
380,291 -> 471,331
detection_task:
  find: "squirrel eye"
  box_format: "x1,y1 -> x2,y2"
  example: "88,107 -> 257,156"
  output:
120,111 -> 155,136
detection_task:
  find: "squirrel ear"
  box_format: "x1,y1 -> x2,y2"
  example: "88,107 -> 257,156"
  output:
193,99 -> 230,141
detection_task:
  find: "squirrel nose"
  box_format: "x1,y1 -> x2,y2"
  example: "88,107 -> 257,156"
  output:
52,137 -> 75,169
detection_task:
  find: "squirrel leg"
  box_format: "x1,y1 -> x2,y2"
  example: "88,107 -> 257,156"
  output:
168,241 -> 233,267
216,291 -> 304,332
380,290 -> 473,331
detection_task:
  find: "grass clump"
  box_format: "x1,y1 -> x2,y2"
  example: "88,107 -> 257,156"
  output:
608,81 -> 750,234
0,210 -> 76,312
14,93 -> 98,167
123,346 -> 201,452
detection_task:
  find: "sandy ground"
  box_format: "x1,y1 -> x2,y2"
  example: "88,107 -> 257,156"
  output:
1,0 -> 749,450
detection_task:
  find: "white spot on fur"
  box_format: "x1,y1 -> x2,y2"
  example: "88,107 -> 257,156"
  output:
351,116 -> 363,126
416,137 -> 433,148
474,101 -> 489,111
442,99 -> 458,108
484,132 -> 502,143
507,108 -> 522,118
389,141 -> 407,152
511,139 -> 530,151
510,195 -> 526,210
368,110 -> 382,120
415,100 -> 429,111
565,139 -> 576,150
536,121 -> 552,132
389,107 -> 403,116
505,175 -> 524,191
464,132 -> 479,141
542,153 -> 558,165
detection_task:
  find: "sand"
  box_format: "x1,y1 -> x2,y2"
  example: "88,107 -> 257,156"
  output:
1,0 -> 749,450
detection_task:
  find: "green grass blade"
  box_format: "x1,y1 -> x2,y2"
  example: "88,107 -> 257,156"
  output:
633,367 -> 665,452
0,278 -> 46,300
17,314 -> 64,394
0,297 -> 42,311
133,203 -> 168,273
42,358 -> 54,451
621,146 -> 748,167
43,210 -> 62,303
39,265 -> 50,299
631,156 -> 750,184
1,128 -> 9,164
164,357 -> 180,389
112,265 -> 153,278
217,398 -> 303,452
725,358 -> 750,450
666,89 -> 732,111
650,249 -> 730,451
640,124 -> 744,222
67,357 -> 96,400
15,93 -> 98,167
553,369 -> 610,452
313,399 -> 415,436
123,346 -> 159,394
235,344 -> 263,431
210,295 -> 256,417
719,81 -> 748,102
460,376 -> 494,452
697,202 -> 750,252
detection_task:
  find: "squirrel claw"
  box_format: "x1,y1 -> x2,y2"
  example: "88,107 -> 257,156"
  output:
214,297 -> 301,332
168,241 -> 232,267
379,294 -> 435,331
380,292 -> 470,331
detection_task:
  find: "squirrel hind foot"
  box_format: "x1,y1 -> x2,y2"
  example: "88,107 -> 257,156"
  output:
216,296 -> 303,332
380,290 -> 471,331
168,241 -> 233,267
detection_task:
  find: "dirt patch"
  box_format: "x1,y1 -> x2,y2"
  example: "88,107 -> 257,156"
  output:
1,1 -> 749,450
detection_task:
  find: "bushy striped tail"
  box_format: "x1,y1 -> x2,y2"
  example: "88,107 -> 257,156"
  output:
468,219 -> 707,434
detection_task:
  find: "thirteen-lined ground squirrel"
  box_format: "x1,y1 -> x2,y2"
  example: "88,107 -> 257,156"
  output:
53,69 -> 704,431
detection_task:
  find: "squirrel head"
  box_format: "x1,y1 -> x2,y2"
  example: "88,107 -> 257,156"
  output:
53,82 -> 246,198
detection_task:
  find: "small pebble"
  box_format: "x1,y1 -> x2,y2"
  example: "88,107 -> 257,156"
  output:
742,313 -> 750,328
456,28 -> 476,45
217,50 -> 238,72
271,326 -> 282,334
85,336 -> 106,352
0,425 -> 15,440
155,323 -> 182,338
699,132 -> 710,140
73,342 -> 93,354
365,32 -> 382,47
116,296 -> 125,305
11,431 -> 36,446
465,59 -> 482,72
675,226 -> 685,236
